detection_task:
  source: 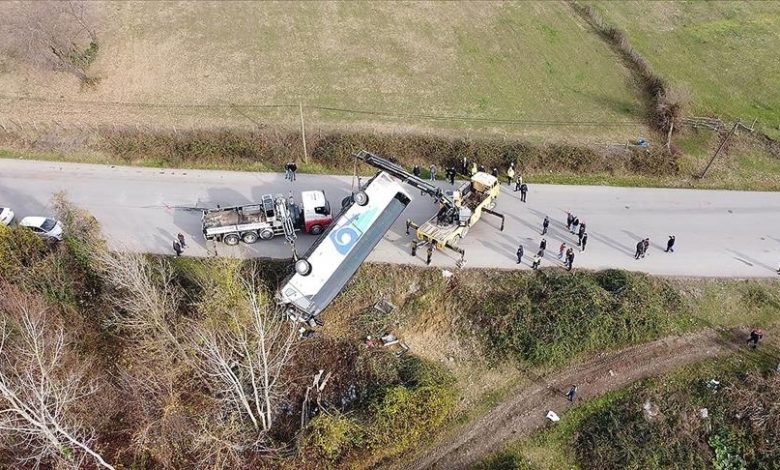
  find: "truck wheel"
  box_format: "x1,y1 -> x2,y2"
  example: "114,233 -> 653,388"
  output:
354,190 -> 369,206
259,228 -> 274,240
295,258 -> 312,276
224,234 -> 240,246
242,232 -> 259,244
309,224 -> 324,235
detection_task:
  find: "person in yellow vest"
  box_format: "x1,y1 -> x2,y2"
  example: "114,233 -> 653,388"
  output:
506,163 -> 515,186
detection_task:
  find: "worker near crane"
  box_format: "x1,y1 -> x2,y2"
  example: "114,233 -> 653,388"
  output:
506,163 -> 515,185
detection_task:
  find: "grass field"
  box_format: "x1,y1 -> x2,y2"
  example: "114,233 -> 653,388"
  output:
589,1 -> 780,138
0,1 -> 645,140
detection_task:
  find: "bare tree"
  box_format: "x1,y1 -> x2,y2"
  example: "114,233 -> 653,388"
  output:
191,283 -> 296,437
96,250 -> 183,358
0,1 -> 100,80
0,288 -> 114,469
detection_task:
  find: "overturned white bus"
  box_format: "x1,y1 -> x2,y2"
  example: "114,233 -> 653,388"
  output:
277,172 -> 411,321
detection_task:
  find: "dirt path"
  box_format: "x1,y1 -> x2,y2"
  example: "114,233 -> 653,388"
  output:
401,329 -> 743,470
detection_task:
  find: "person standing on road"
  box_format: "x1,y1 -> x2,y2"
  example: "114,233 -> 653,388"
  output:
566,247 -> 575,271
413,165 -> 421,178
429,165 -> 437,182
516,244 -> 524,264
520,183 -> 528,202
290,161 -> 298,181
448,167 -> 456,185
539,237 -> 547,254
635,240 -> 645,259
666,235 -> 676,253
426,243 -> 434,266
566,384 -> 578,402
566,212 -> 574,232
542,216 -> 550,235
491,167 -> 499,178
532,251 -> 542,270
558,242 -> 567,260
571,217 -> 580,235
580,232 -> 588,252
478,164 -> 486,173
173,239 -> 182,257
642,238 -> 650,258
177,233 -> 186,249
506,163 -> 515,185
514,175 -> 523,192
578,225 -> 586,247
284,162 -> 292,181
747,329 -> 764,349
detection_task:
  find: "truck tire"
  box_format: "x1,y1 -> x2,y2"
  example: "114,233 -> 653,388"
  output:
242,232 -> 259,244
309,224 -> 324,235
354,190 -> 369,206
259,228 -> 274,240
294,258 -> 312,276
224,234 -> 240,246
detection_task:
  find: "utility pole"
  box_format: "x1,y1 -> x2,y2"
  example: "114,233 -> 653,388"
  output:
698,120 -> 739,179
299,102 -> 308,164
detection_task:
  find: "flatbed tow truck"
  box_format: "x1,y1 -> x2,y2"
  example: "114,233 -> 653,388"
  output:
354,150 -> 505,266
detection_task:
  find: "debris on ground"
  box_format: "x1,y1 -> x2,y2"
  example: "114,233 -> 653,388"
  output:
381,333 -> 410,356
642,400 -> 661,421
374,298 -> 396,315
546,410 -> 560,422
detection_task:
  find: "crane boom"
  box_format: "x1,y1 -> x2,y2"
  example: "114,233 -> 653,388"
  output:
353,150 -> 454,208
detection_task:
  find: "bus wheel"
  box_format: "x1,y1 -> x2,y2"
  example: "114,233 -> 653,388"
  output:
259,228 -> 274,240
242,232 -> 259,244
354,191 -> 369,206
309,224 -> 324,235
295,259 -> 312,276
224,234 -> 240,246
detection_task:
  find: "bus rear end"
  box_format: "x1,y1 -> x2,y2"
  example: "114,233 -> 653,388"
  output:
278,172 -> 411,321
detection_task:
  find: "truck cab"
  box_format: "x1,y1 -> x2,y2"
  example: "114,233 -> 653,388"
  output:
300,190 -> 332,235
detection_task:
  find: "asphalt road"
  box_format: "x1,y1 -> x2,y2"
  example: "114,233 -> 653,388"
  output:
1,159 -> 779,277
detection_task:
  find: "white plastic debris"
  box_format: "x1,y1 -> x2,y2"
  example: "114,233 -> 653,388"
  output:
699,408 -> 709,419
442,269 -> 454,278
546,410 -> 560,422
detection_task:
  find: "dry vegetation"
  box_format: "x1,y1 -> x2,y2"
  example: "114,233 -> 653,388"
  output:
2,198 -> 779,468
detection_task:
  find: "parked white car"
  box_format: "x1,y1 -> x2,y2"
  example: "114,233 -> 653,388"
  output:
0,207 -> 14,226
19,216 -> 64,241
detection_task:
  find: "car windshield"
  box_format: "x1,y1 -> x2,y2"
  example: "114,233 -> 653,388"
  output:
41,218 -> 57,231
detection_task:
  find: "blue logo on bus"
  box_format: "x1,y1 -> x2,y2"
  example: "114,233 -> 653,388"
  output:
329,207 -> 378,255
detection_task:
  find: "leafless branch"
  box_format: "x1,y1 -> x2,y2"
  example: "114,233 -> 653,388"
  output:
0,288 -> 114,469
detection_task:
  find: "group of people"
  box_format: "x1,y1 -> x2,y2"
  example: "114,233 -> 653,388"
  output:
284,161 -> 298,181
566,212 -> 588,251
519,211 -> 587,272
634,236 -> 676,259
172,232 -> 186,256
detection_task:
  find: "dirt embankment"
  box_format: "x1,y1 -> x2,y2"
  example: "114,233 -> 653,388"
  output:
400,329 -> 744,470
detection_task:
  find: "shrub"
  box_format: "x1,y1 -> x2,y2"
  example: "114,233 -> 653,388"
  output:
0,224 -> 47,279
463,270 -> 680,366
301,413 -> 365,461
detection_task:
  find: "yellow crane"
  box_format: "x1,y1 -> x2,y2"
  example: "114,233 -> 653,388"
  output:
354,150 -> 505,267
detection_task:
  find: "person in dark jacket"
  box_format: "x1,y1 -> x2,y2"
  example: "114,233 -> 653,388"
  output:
542,216 -> 550,235
666,235 -> 676,253
570,217 -> 579,234
290,162 -> 298,181
173,240 -> 182,257
539,238 -> 547,253
177,233 -> 186,248
580,232 -> 588,252
520,183 -> 528,202
566,212 -> 574,231
635,240 -> 644,259
747,329 -> 764,349
491,167 -> 499,178
566,384 -> 578,402
566,248 -> 575,271
413,165 -> 421,178
516,244 -> 524,264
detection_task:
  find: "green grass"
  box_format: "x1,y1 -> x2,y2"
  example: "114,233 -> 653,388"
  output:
0,1 -> 645,140
590,1 -> 780,138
